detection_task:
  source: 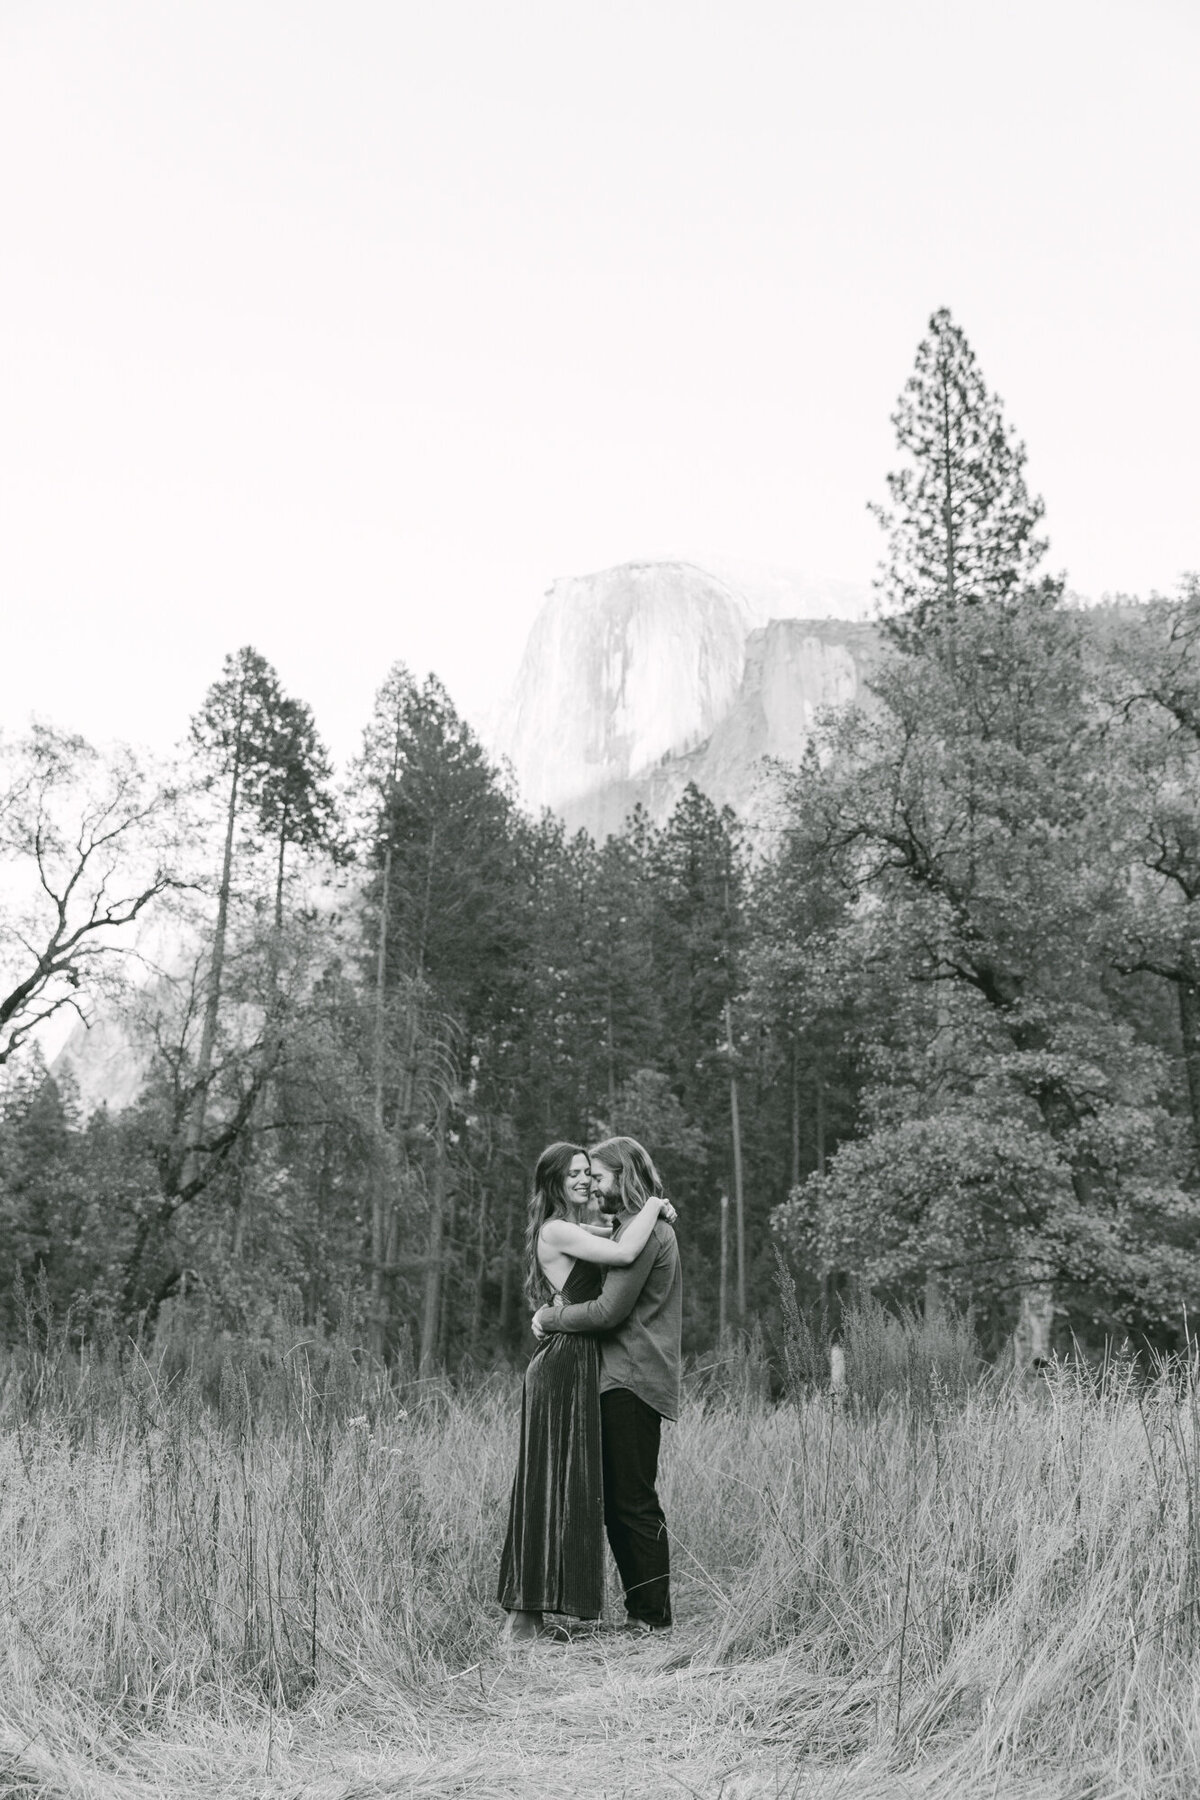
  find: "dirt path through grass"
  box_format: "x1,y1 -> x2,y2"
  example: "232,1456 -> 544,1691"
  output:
3,1624 -> 1074,1800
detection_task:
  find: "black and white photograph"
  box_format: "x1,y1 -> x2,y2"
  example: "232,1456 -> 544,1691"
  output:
2,2 -> 1199,1794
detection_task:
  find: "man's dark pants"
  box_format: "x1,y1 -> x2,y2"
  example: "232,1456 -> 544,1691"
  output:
600,1387 -> 671,1626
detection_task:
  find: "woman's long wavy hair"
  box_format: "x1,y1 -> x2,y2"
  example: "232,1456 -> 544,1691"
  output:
522,1141 -> 589,1310
589,1136 -> 664,1213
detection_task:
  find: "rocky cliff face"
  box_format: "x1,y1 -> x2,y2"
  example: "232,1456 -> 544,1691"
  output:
492,561 -> 879,836
498,562 -> 754,815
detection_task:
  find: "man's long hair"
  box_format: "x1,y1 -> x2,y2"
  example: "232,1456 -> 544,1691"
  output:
589,1135 -> 664,1213
522,1141 -> 588,1311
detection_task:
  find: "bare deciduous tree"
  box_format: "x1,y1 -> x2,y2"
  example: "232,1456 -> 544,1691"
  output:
0,724 -> 181,1065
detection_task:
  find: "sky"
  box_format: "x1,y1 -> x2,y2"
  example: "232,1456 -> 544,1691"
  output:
2,0 -> 1198,768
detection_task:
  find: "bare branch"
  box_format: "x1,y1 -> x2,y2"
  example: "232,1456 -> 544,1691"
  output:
1,727 -> 183,1064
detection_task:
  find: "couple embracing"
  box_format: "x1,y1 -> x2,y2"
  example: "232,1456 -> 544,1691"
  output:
498,1135 -> 683,1641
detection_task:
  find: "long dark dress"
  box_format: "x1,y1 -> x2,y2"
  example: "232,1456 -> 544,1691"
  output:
497,1257 -> 604,1619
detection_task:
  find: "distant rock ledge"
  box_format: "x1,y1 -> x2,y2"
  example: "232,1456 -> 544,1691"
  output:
490,560 -> 878,837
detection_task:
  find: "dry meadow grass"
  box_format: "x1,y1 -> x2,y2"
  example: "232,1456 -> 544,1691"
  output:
2,1314 -> 1199,1799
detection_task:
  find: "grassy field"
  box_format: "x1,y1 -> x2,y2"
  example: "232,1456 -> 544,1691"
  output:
2,1317 -> 1199,1799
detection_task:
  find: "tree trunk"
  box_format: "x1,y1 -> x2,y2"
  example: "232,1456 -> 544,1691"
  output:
419,1110 -> 448,1374
230,1187 -> 249,1261
257,804 -> 291,1156
924,951 -> 955,1315
790,1041 -> 801,1188
305,1125 -> 332,1326
725,999 -> 746,1326
368,710 -> 406,1356
499,1182 -> 516,1344
469,1185 -> 488,1359
273,805 -> 288,941
718,1191 -> 729,1349
1013,1281 -> 1054,1376
925,989 -> 954,1338
369,840 -> 394,1356
1178,976 -> 1200,1169
268,806 -> 288,1029
606,981 -> 617,1120
815,1073 -> 826,1176
185,726 -> 243,1188
382,1195 -> 401,1358
437,1182 -> 458,1368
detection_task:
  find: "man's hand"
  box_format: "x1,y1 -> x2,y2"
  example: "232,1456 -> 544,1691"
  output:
531,1300 -> 560,1340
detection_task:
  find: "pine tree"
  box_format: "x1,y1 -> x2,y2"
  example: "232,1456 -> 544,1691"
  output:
354,670 -> 519,1367
254,695 -> 338,938
185,647 -> 289,1181
354,663 -> 415,1352
746,792 -> 858,1194
871,308 -> 1049,651
652,785 -> 748,1323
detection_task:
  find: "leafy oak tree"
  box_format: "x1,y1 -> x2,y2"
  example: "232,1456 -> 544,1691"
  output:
1102,579 -> 1200,1169
773,590 -> 1199,1353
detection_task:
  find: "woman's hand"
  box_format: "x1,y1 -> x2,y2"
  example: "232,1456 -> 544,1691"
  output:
656,1197 -> 678,1226
531,1294 -> 562,1340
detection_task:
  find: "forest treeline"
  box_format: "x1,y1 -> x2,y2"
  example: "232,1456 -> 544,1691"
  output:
3,308 -> 1199,1368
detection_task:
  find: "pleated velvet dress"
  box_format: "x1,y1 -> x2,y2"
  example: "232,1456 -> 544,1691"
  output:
497,1256 -> 604,1619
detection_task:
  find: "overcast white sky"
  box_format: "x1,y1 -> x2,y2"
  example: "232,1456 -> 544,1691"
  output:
2,0 -> 1197,766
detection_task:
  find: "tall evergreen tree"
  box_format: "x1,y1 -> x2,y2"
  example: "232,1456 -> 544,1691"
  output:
559,821 -> 662,1132
355,670 -> 520,1367
652,785 -> 748,1322
185,647 -> 288,1177
746,785 -> 858,1195
354,663 -> 415,1352
871,308 -> 1049,650
254,695 -> 338,938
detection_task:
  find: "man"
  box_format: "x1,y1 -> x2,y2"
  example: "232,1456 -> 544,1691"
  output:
533,1134 -> 683,1634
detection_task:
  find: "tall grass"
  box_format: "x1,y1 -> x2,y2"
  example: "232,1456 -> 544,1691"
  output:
4,1301 -> 1200,1796
1,1329 -> 509,1713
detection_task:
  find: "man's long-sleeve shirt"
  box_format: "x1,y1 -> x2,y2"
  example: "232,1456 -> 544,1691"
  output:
540,1214 -> 682,1421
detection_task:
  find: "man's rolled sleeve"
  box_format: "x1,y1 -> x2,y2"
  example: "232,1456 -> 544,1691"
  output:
540,1239 -> 656,1335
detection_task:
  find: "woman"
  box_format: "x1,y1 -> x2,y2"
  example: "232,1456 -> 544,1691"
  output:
497,1140 -> 674,1641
